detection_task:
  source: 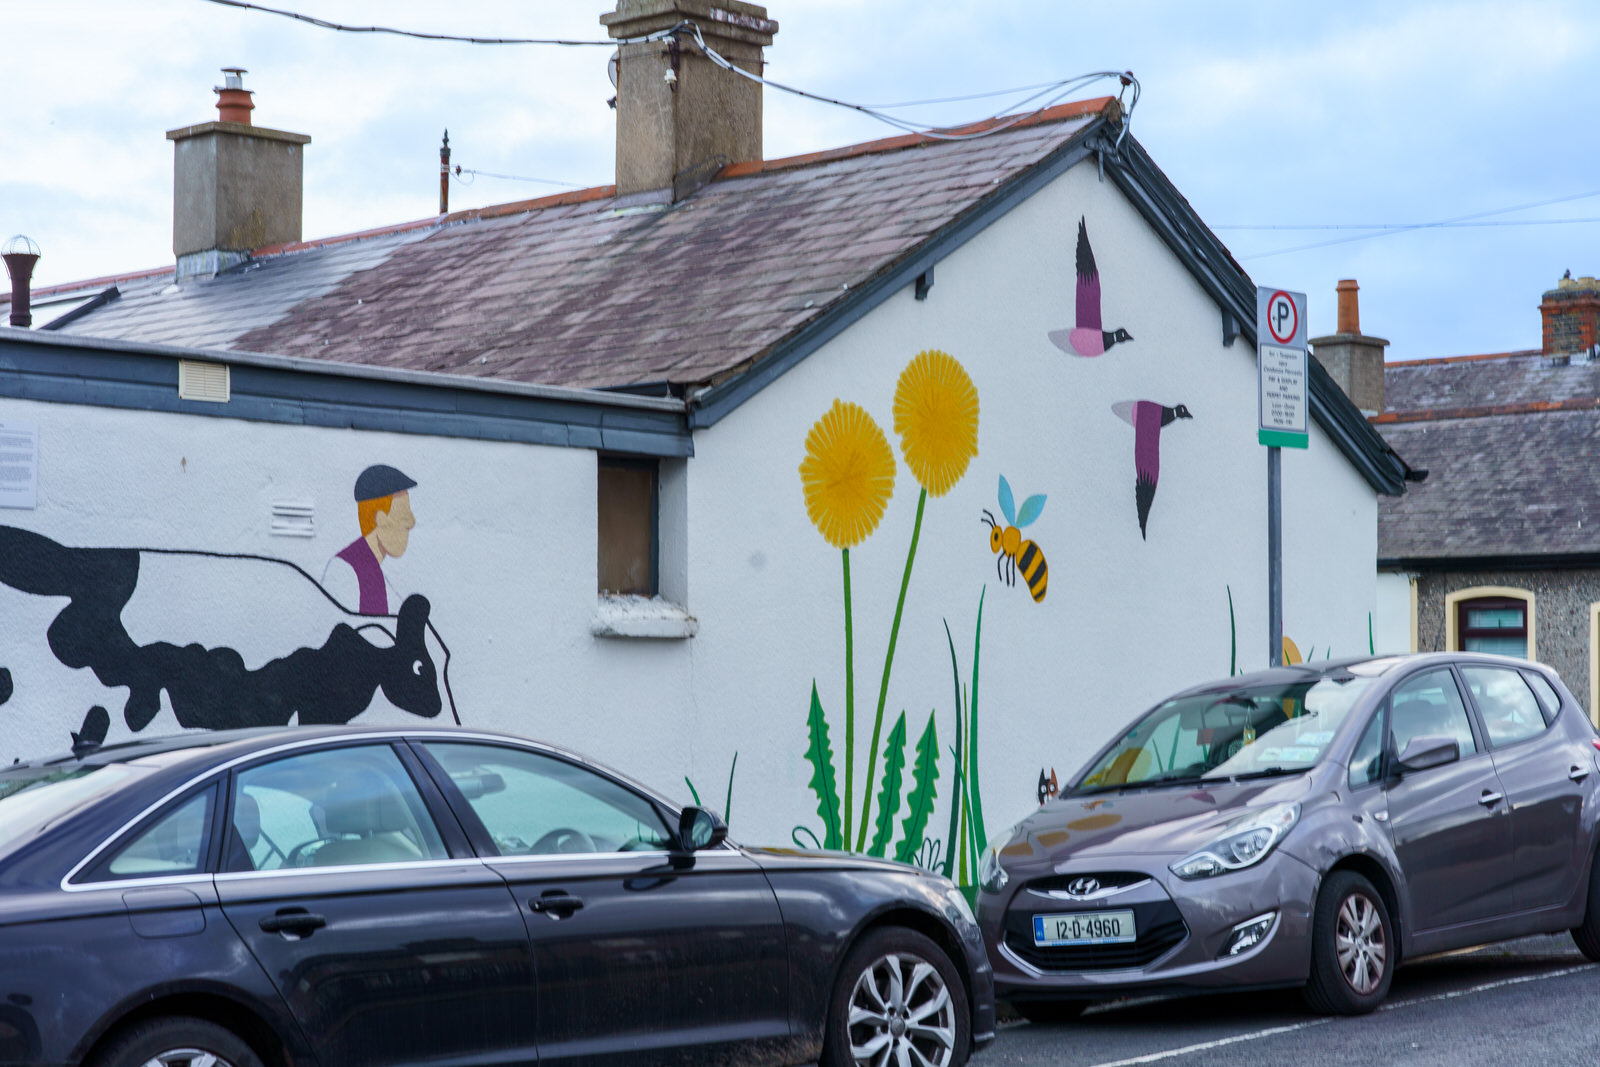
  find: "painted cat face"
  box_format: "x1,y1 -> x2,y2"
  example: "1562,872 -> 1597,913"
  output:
374,491 -> 416,559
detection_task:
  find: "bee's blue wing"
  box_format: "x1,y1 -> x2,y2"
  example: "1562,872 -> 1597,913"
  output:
1016,494 -> 1047,528
998,474 -> 1016,526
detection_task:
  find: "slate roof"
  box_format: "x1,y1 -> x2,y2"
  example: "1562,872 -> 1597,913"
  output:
8,95 -> 1411,495
1376,351 -> 1600,563
32,100 -> 1108,391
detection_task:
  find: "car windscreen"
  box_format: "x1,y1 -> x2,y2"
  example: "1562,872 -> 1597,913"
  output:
0,764 -> 143,855
1074,675 -> 1377,792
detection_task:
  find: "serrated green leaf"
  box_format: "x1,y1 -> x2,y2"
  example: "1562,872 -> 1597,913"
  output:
804,682 -> 843,850
868,712 -> 908,857
895,712 -> 940,864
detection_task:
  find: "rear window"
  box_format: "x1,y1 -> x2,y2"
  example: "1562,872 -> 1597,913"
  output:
0,764 -> 141,855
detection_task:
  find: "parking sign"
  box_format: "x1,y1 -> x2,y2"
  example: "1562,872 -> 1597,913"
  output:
1257,287 -> 1308,449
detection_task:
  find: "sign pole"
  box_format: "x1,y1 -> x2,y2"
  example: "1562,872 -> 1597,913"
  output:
1268,447 -> 1282,667
1256,286 -> 1308,671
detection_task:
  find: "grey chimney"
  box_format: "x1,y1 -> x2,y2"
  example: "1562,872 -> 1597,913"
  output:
1310,279 -> 1388,416
601,0 -> 777,201
166,69 -> 311,280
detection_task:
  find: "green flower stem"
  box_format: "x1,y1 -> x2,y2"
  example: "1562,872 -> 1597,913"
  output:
842,547 -> 855,848
857,486 -> 927,851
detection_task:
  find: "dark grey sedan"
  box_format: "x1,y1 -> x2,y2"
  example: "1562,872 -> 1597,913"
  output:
978,653 -> 1600,1018
0,726 -> 993,1067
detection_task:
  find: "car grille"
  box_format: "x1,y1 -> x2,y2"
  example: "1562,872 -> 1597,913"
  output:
1024,871 -> 1149,895
1003,900 -> 1188,972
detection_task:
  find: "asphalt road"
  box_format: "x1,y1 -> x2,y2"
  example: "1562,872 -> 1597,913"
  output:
979,935 -> 1600,1066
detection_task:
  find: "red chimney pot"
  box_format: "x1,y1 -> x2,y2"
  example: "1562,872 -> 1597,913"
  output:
215,67 -> 254,125
1336,279 -> 1360,335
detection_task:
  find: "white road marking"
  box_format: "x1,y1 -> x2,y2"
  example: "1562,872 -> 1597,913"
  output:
1078,963 -> 1597,1067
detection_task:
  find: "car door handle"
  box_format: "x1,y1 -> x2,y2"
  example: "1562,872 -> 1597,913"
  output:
258,909 -> 327,935
1478,790 -> 1505,807
1572,765 -> 1591,783
530,892 -> 585,918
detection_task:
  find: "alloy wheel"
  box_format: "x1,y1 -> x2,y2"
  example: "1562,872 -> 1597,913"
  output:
1334,891 -> 1387,995
140,1051 -> 233,1067
846,951 -> 957,1067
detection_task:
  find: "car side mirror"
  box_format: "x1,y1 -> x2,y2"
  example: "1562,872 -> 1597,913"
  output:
1395,735 -> 1459,775
677,806 -> 728,852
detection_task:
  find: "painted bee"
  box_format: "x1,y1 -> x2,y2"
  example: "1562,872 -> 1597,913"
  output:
982,474 -> 1048,602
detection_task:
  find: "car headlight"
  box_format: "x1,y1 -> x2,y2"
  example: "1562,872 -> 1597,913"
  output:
978,841 -> 1009,894
1169,802 -> 1299,880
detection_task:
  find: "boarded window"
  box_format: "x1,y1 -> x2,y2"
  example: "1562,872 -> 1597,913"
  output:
598,457 -> 658,596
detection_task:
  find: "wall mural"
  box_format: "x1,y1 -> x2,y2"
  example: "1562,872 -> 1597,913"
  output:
982,475 -> 1048,602
0,466 -> 455,752
1049,217 -> 1133,358
322,464 -> 419,615
1111,400 -> 1193,539
797,349 -> 985,877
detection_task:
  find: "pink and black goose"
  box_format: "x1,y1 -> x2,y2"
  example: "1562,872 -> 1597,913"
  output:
1049,217 -> 1134,357
1111,400 -> 1193,539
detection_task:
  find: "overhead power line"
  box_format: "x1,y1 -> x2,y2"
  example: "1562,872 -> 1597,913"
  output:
197,0 -> 1139,145
1239,189 -> 1600,260
1220,219 -> 1600,230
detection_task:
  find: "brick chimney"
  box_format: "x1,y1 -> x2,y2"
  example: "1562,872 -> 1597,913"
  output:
601,1 -> 777,201
166,69 -> 311,280
1540,273 -> 1600,357
1310,279 -> 1388,415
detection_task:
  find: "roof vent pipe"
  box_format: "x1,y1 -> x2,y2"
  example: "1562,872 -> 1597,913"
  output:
3,235 -> 41,328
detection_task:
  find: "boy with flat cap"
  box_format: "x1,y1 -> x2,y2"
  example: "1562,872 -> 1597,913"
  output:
321,464 -> 418,615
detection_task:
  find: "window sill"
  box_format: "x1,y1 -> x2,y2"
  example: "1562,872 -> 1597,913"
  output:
591,595 -> 698,639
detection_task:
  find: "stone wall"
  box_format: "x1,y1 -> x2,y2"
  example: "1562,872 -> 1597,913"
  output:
1415,568 -> 1600,714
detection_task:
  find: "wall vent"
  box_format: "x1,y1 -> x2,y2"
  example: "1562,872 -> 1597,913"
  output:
270,499 -> 315,537
178,360 -> 231,403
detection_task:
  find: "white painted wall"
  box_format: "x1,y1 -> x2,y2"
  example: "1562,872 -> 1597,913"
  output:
1375,570 -> 1416,655
0,156 -> 1383,874
684,162 -> 1381,855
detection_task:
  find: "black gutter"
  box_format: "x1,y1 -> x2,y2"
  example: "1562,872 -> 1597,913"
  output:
686,119 -> 1106,429
1380,553 -> 1600,573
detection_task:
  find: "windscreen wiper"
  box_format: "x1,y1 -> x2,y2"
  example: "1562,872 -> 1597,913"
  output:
1069,773 -> 1209,796
1204,766 -> 1306,782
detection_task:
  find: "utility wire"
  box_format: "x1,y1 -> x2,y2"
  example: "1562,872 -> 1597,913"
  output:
1220,219 -> 1600,230
198,0 -> 1139,145
451,167 -> 585,189
1240,189 -> 1600,260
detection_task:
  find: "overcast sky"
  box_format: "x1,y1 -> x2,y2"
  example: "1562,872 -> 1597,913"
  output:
7,0 -> 1599,358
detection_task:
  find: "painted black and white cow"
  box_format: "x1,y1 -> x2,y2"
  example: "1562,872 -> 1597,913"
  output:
0,526 -> 455,756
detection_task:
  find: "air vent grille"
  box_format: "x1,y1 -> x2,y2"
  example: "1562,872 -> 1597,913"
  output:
178,360 -> 230,403
270,500 -> 315,538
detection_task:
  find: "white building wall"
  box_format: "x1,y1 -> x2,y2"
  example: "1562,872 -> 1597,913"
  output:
0,158 -> 1383,873
684,163 -> 1380,853
1374,571 -> 1416,655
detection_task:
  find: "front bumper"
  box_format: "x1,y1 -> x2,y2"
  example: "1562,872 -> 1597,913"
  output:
979,849 -> 1318,1002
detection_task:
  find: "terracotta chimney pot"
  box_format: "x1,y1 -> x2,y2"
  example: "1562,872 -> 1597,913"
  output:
1336,279 -> 1360,335
215,67 -> 254,125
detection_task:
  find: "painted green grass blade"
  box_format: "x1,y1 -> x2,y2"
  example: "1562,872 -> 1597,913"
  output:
968,586 -> 987,854
1369,612 -> 1375,655
804,682 -> 843,850
1227,585 -> 1237,676
941,620 -> 965,880
724,752 -> 738,824
895,712 -> 941,864
868,712 -> 908,857
684,777 -> 702,805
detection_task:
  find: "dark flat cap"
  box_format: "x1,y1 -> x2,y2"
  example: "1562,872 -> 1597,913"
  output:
353,464 -> 418,501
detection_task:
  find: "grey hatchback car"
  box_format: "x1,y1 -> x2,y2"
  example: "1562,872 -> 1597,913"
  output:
977,653 -> 1600,1019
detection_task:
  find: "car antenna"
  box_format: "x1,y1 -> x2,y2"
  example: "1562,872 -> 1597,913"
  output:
70,732 -> 101,759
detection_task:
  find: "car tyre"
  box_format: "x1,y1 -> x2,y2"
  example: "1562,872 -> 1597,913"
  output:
822,927 -> 970,1067
1570,851 -> 1600,961
1303,870 -> 1394,1015
1011,998 -> 1088,1024
90,1016 -> 264,1067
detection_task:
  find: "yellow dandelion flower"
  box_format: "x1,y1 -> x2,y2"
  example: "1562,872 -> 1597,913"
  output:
893,349 -> 979,497
800,399 -> 897,549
